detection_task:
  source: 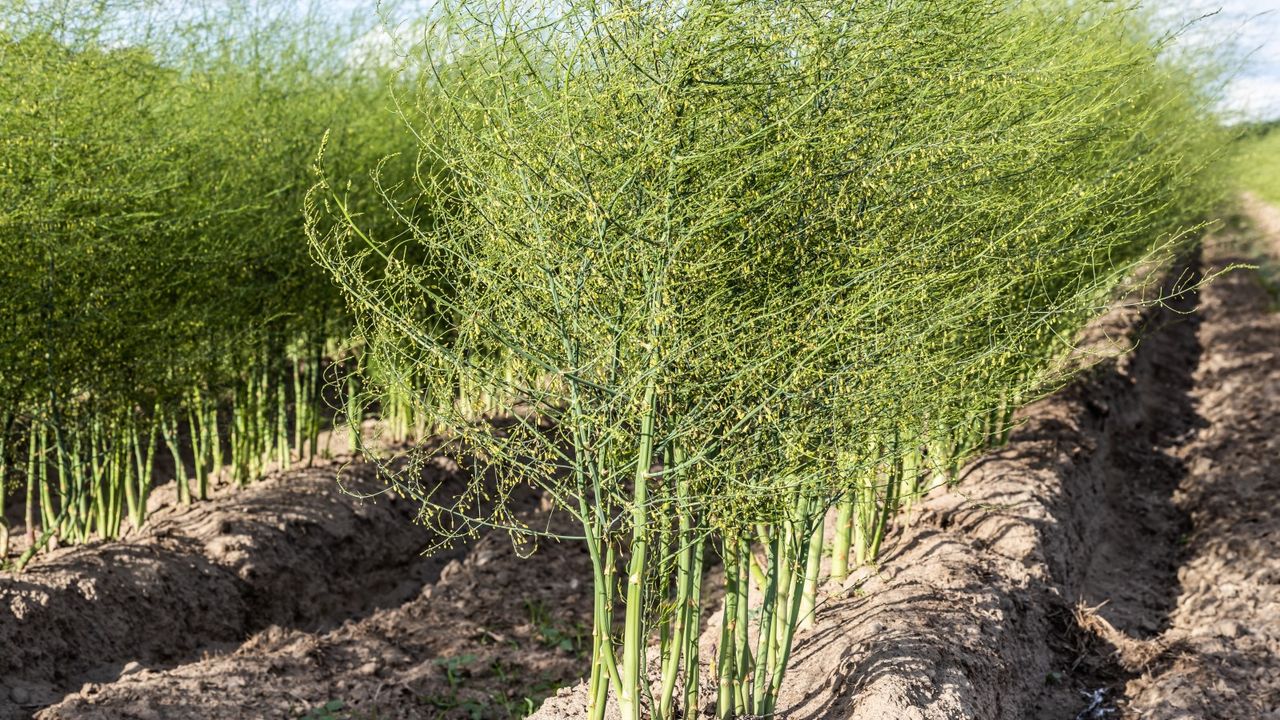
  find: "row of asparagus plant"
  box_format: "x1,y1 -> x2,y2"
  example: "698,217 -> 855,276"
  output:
0,2 -> 416,568
310,0 -> 1231,716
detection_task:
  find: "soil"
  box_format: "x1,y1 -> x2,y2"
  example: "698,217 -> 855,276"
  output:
33,512 -> 593,720
1115,200 -> 1280,719
0,449 -> 468,718
2,439 -> 594,720
3,200 -> 1277,720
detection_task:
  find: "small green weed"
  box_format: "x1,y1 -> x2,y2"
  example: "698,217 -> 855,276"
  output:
523,599 -> 585,655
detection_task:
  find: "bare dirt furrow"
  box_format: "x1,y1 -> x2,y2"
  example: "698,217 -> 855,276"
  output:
1116,215 -> 1280,718
34,505 -> 594,720
0,456 -> 462,719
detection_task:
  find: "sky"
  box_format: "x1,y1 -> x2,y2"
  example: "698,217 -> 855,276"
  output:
1161,1 -> 1280,121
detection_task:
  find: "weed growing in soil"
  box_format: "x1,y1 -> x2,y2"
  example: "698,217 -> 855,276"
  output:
418,654 -> 561,720
488,662 -> 566,719
300,700 -> 348,720
526,599 -> 588,655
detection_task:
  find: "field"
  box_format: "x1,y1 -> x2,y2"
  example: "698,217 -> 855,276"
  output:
1,1 -> 1278,719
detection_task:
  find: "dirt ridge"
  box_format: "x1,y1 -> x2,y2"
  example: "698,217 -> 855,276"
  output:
31,495 -> 594,720
0,458 -> 458,719
767,267 -> 1202,719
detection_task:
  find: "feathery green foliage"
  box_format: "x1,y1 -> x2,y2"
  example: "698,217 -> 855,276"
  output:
311,0 -> 1229,714
0,0 -> 1234,712
0,1 -> 411,564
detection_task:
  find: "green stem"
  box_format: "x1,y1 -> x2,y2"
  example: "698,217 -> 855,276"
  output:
276,367 -> 289,470
684,529 -> 704,718
831,487 -> 854,584
124,425 -> 140,531
798,496 -> 824,631
733,536 -> 752,714
161,414 -> 190,506
659,443 -> 692,720
868,438 -> 902,562
620,374 -> 658,720
90,419 -> 105,538
716,539 -> 738,720
309,342 -> 323,463
25,425 -> 38,547
763,499 -> 812,714
209,403 -> 222,487
0,418 -> 9,560
188,394 -> 207,501
345,372 -> 360,452
752,532 -> 779,713
292,351 -> 304,459
38,425 -> 55,547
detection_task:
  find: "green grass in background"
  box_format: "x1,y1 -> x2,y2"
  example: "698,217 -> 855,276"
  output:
1236,127 -> 1280,205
